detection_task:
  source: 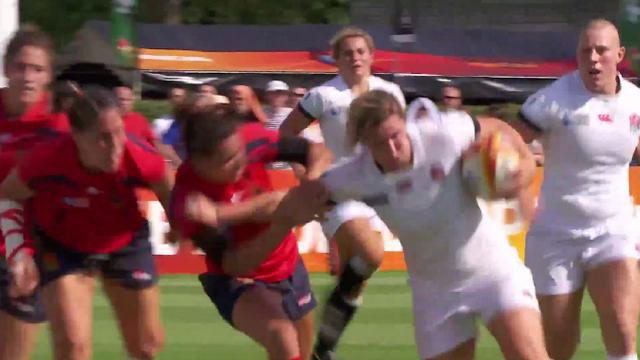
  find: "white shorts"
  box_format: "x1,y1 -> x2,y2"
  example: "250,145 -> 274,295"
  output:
526,231 -> 640,296
410,265 -> 539,359
321,200 -> 387,239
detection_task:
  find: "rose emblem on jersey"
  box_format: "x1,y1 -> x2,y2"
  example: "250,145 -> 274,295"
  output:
395,178 -> 413,194
630,113 -> 640,135
429,163 -> 445,182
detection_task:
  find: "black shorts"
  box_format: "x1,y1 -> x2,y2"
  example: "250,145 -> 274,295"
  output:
199,258 -> 316,326
0,259 -> 46,323
35,222 -> 157,289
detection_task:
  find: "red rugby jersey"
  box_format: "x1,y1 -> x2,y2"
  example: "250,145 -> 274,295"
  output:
123,112 -> 157,146
0,90 -> 70,256
18,135 -> 165,253
171,124 -> 299,282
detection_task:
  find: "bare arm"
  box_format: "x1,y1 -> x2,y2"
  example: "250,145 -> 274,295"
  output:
149,169 -> 175,212
154,140 -> 183,168
186,181 -> 330,227
220,222 -> 293,276
279,107 -> 314,137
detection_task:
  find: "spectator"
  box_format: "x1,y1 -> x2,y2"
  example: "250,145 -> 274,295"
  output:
229,85 -> 267,124
438,84 -> 477,138
152,85 -> 187,138
263,80 -> 293,130
198,82 -> 217,97
288,86 -> 307,108
441,84 -> 463,111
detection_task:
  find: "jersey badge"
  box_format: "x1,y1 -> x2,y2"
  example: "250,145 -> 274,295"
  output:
395,178 -> 413,194
62,197 -> 90,208
430,163 -> 445,182
630,113 -> 640,135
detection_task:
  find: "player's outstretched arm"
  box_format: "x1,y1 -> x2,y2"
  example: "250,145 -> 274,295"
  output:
216,183 -> 331,276
150,169 -> 175,212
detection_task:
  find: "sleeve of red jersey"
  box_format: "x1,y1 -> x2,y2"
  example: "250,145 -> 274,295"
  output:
139,148 -> 167,185
50,113 -> 71,133
169,181 -> 201,239
0,152 -> 18,181
138,113 -> 158,144
16,142 -> 50,186
242,124 -> 281,163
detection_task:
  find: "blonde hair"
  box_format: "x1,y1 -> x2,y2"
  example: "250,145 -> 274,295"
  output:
330,26 -> 375,60
347,90 -> 404,148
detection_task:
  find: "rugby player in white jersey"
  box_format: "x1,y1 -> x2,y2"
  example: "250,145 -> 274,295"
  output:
279,27 -> 405,359
510,19 -> 640,360
317,90 -> 548,360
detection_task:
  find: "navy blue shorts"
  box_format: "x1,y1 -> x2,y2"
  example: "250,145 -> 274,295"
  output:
34,222 -> 157,289
0,259 -> 46,323
199,258 -> 316,326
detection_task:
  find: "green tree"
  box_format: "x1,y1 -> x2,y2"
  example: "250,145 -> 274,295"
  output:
20,0 -> 349,49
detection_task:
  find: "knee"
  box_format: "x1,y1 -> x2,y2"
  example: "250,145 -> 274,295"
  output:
603,309 -> 637,351
545,329 -> 580,360
126,328 -> 165,360
265,320 -> 299,356
54,332 -> 92,360
336,233 -> 384,272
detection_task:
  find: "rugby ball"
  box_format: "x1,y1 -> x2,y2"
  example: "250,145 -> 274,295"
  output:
461,132 -> 520,200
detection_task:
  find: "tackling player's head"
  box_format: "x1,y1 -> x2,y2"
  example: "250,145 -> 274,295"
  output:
182,104 -> 246,183
67,86 -> 126,173
348,90 -> 410,172
3,24 -> 54,111
330,27 -> 375,84
577,19 -> 624,95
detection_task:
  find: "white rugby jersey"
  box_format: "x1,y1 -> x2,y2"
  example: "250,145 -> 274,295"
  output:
299,75 -> 406,161
521,70 -> 640,236
321,120 -> 520,287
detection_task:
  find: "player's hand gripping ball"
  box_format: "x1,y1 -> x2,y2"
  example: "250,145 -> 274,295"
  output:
461,132 -> 520,200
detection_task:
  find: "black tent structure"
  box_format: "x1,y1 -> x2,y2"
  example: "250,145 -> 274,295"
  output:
58,20 -> 637,102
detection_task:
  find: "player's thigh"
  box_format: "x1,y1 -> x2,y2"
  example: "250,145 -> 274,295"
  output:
0,311 -> 39,360
487,308 -> 548,360
41,272 -> 96,352
411,283 -> 477,360
329,202 -> 384,266
425,338 -> 475,360
585,232 -> 640,316
102,279 -> 164,354
415,313 -> 477,360
525,235 -> 585,297
480,266 -> 548,359
294,310 -> 314,360
586,257 -> 640,334
232,286 -> 299,352
101,227 -> 163,355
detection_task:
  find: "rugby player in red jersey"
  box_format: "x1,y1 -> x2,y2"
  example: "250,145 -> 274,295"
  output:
171,104 -> 333,360
0,24 -> 70,360
114,84 -> 158,146
1,86 -> 172,360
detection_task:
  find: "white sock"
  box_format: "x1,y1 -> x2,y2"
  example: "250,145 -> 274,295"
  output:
607,354 -> 638,360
